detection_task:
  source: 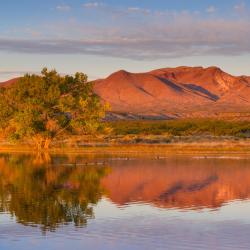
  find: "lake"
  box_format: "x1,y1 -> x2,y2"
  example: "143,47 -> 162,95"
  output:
1,153 -> 250,250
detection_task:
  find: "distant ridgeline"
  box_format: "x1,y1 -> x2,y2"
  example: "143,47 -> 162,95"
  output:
2,66 -> 250,120
93,66 -> 250,120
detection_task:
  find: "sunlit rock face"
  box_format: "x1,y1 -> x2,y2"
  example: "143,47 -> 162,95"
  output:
101,158 -> 250,210
3,67 -> 250,119
0,78 -> 20,87
94,66 -> 250,119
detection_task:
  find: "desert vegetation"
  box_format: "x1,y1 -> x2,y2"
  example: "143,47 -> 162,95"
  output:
0,68 -> 109,149
109,119 -> 250,138
1,68 -> 250,150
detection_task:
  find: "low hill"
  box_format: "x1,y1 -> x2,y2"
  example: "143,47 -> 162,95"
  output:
0,77 -> 20,87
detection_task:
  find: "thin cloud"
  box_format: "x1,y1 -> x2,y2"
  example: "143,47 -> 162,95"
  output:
1,8 -> 250,60
0,70 -> 39,81
127,7 -> 151,14
206,6 -> 217,13
56,4 -> 71,11
128,7 -> 141,11
234,2 -> 246,11
82,2 -> 104,8
0,33 -> 249,60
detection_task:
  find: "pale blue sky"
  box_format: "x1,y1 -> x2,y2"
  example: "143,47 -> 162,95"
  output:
1,0 -> 250,81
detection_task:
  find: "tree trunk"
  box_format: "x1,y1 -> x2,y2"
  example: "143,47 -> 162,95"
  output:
44,138 -> 52,149
33,135 -> 52,150
33,136 -> 43,151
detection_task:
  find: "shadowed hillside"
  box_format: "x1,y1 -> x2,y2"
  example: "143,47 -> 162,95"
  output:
94,66 -> 250,119
2,66 -> 250,119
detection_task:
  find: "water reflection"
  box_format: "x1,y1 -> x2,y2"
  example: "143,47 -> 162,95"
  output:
102,157 -> 250,210
0,154 -> 110,232
1,153 -> 250,233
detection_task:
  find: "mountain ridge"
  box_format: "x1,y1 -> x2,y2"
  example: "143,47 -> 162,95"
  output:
2,66 -> 250,119
94,66 -> 250,119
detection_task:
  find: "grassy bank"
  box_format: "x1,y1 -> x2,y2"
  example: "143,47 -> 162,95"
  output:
1,119 -> 250,152
108,119 -> 250,138
1,142 -> 250,156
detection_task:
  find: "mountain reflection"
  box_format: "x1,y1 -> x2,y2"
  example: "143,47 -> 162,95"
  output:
1,154 -> 250,232
101,158 -> 250,209
0,154 -> 110,232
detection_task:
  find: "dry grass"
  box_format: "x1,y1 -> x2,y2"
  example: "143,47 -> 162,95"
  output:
1,140 -> 250,157
1,118 -> 250,154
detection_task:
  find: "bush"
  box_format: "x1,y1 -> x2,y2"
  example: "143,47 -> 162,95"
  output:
108,119 -> 250,138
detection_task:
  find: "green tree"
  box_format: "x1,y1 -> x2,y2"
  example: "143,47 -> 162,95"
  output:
0,68 -> 109,149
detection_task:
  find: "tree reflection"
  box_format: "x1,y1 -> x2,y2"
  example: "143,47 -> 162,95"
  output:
0,154 -> 110,233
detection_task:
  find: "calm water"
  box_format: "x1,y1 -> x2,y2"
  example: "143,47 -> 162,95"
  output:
1,153 -> 250,250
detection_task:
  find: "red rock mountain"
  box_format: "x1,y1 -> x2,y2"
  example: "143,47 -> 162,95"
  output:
94,66 -> 250,119
2,66 -> 250,119
0,77 -> 20,88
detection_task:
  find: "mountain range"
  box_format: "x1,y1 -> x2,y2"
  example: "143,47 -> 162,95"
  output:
2,66 -> 250,119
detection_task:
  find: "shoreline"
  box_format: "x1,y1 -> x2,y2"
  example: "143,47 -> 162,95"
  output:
1,140 -> 250,156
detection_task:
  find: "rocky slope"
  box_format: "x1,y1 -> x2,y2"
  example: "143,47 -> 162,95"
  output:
2,66 -> 250,119
94,66 -> 250,119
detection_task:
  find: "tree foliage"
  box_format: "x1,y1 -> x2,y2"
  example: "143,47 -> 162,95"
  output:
0,68 -> 109,149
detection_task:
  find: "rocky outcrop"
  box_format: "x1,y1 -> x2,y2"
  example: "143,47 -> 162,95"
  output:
94,66 -> 250,118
